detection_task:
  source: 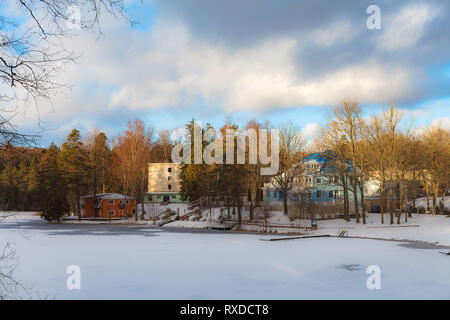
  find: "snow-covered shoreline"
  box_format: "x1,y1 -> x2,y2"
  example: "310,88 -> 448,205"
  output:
1,211 -> 449,300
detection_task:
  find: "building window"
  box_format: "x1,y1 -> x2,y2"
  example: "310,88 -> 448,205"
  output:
168,176 -> 171,181
168,167 -> 172,173
108,200 -> 114,205
148,195 -> 152,201
157,195 -> 161,199
171,195 -> 176,199
125,199 -> 130,204
316,190 -> 322,198
329,191 -> 334,198
307,191 -> 312,198
316,178 -> 322,183
168,184 -> 172,190
265,190 -> 270,198
119,199 -> 124,205
108,210 -> 115,216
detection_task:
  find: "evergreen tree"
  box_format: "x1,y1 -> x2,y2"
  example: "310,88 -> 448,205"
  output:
89,132 -> 111,195
25,155 -> 40,210
58,129 -> 89,220
39,144 -> 68,222
0,164 -> 19,210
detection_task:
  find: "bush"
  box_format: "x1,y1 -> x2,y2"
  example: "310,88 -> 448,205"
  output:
436,200 -> 446,215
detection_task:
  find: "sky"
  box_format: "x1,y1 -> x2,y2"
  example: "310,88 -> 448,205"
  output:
3,0 -> 450,146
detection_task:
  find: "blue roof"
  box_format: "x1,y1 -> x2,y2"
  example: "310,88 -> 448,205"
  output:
301,151 -> 354,173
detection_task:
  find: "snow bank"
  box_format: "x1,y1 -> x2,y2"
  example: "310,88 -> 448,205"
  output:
409,196 -> 450,211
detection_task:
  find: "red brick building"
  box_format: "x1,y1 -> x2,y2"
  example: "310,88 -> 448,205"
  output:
80,193 -> 135,218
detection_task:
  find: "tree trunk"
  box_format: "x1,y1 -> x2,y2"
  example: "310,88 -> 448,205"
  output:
359,180 -> 366,224
397,180 -> 402,224
341,173 -> 349,221
343,184 -> 349,221
236,195 -> 242,226
352,177 -> 359,223
76,187 -> 81,221
432,184 -> 438,215
282,190 -> 288,215
412,169 -> 416,212
380,179 -> 385,224
389,180 -> 394,224
249,187 -> 255,221
404,182 -> 408,223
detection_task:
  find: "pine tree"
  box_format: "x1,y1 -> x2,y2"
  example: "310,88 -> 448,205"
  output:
17,161 -> 29,210
25,155 -> 40,210
0,164 -> 19,210
89,132 -> 111,196
39,144 -> 69,222
58,129 -> 89,220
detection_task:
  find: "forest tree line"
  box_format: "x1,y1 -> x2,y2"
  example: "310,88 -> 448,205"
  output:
0,120 -> 172,221
0,102 -> 448,224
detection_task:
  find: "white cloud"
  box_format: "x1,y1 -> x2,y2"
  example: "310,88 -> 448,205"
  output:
301,123 -> 321,141
431,117 -> 450,130
77,21 -> 415,114
310,20 -> 355,47
10,10 -> 438,134
379,4 -> 439,51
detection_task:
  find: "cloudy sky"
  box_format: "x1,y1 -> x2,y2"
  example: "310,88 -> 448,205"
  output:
5,0 -> 450,145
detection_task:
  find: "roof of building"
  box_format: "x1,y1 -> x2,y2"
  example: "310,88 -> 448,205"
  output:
80,193 -> 132,199
145,191 -> 180,195
302,151 -> 355,174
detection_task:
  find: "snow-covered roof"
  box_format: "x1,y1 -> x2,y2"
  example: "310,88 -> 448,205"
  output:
80,193 -> 132,199
145,191 -> 179,195
302,151 -> 355,173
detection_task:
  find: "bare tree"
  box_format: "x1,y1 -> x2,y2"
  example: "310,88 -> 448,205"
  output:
271,123 -> 303,215
319,122 -> 351,221
113,119 -> 153,221
0,0 -> 130,145
420,125 -> 450,214
327,101 -> 363,223
0,242 -> 23,300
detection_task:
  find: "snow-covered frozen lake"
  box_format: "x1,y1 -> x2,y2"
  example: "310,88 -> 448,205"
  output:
1,213 -> 449,299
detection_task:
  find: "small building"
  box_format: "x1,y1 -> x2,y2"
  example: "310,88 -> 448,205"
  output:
262,151 -> 361,204
144,163 -> 187,203
80,193 -> 135,218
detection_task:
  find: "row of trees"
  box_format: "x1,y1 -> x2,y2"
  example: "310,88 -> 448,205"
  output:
178,119 -> 303,224
178,104 -> 449,226
318,102 -> 449,224
0,120 -> 173,221
0,104 -> 448,224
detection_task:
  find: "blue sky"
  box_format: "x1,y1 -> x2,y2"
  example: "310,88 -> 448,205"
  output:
2,0 -> 449,146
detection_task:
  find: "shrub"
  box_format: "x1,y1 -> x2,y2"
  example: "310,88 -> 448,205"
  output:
436,200 -> 446,215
